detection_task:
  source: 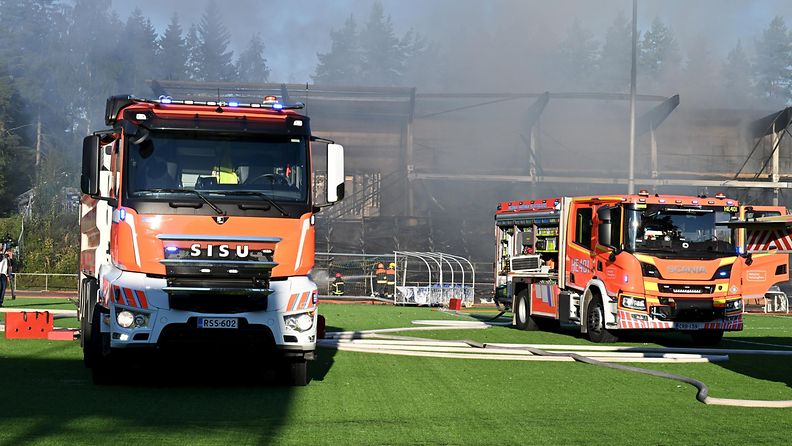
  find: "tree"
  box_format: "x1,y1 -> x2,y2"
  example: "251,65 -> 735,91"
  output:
193,0 -> 236,81
753,16 -> 792,103
359,1 -> 403,86
639,17 -> 681,85
236,34 -> 270,83
597,12 -> 632,92
313,15 -> 361,84
682,34 -> 719,105
115,8 -> 159,95
159,13 -> 188,81
0,67 -> 34,215
722,40 -> 754,105
185,24 -> 201,80
398,27 -> 428,87
555,18 -> 599,90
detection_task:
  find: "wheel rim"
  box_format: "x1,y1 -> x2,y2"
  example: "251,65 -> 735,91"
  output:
518,296 -> 527,323
588,303 -> 602,334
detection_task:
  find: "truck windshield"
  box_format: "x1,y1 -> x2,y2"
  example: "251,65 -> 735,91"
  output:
125,131 -> 308,202
625,205 -> 736,258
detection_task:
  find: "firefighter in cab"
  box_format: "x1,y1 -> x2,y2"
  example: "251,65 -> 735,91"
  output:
385,262 -> 396,297
375,263 -> 387,297
331,272 -> 345,296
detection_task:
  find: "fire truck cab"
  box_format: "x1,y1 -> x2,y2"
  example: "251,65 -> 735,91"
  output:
78,94 -> 345,384
494,192 -> 779,344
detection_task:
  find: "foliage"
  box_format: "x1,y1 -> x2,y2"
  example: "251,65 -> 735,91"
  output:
192,0 -> 236,81
596,11 -> 633,92
158,13 -> 189,81
313,3 -> 426,86
236,34 -> 271,83
722,40 -> 754,106
555,18 -> 599,90
753,15 -> 792,104
639,17 -> 681,85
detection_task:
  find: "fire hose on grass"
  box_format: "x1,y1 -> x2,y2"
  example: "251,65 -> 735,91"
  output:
319,318 -> 792,408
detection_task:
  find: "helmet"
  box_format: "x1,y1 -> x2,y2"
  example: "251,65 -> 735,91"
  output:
377,263 -> 384,268
389,262 -> 396,268
335,272 -> 342,278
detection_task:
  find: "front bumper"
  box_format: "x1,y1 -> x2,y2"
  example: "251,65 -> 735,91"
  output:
617,308 -> 743,330
98,266 -> 318,352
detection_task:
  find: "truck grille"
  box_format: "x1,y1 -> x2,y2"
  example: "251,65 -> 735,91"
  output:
658,284 -> 714,295
511,255 -> 541,272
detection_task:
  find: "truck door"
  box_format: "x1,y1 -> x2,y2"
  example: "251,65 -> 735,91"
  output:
739,206 -> 790,298
566,201 -> 595,291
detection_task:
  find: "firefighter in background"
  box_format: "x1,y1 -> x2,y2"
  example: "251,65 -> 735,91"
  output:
375,263 -> 387,297
331,272 -> 345,296
385,262 -> 396,298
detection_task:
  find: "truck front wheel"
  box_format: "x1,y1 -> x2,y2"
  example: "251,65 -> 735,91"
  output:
284,360 -> 309,386
586,297 -> 618,343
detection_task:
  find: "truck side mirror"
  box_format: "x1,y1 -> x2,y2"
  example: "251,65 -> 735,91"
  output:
597,206 -> 612,248
326,143 -> 345,203
81,135 -> 101,196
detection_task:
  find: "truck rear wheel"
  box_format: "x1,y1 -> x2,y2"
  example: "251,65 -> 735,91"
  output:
586,297 -> 618,343
514,291 -> 539,331
690,330 -> 724,346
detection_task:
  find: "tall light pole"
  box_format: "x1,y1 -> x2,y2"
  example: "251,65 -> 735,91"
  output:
628,0 -> 638,194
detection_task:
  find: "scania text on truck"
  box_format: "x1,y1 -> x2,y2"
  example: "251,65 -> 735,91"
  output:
78,94 -> 345,384
494,191 -> 786,344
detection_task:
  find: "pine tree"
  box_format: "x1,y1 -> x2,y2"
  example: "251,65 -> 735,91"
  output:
0,66 -> 33,215
236,34 -> 270,83
115,8 -> 159,95
753,16 -> 792,103
722,40 -> 753,105
159,13 -> 188,81
193,0 -> 236,81
639,17 -> 681,84
597,11 -> 632,92
555,18 -> 599,90
313,15 -> 361,85
359,2 -> 403,86
398,28 -> 428,86
185,24 -> 201,80
683,35 -> 719,105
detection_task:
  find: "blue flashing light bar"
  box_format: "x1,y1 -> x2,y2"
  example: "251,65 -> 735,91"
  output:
151,97 -> 304,110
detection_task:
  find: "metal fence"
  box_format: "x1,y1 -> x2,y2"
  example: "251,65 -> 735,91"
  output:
12,273 -> 78,292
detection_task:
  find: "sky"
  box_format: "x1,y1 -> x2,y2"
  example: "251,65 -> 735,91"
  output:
110,0 -> 792,86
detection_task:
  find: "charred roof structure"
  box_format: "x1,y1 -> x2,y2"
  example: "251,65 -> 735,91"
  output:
149,80 -> 792,261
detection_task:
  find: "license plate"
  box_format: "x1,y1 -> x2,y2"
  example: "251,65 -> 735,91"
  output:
675,322 -> 704,330
197,317 -> 238,329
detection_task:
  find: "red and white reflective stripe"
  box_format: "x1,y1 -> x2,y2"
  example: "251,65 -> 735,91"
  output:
747,229 -> 792,252
109,285 -> 149,309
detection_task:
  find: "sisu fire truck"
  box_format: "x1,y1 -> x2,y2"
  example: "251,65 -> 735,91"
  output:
494,191 -> 787,344
78,94 -> 345,384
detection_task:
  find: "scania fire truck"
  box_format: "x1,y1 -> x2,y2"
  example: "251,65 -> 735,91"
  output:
78,94 -> 345,384
494,192 -> 787,344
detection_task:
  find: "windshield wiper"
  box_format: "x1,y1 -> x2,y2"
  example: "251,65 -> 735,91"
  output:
213,191 -> 289,216
137,188 -> 225,216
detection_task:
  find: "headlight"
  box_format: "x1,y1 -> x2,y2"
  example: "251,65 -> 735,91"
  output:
640,262 -> 663,278
284,313 -> 314,332
117,310 -> 134,328
711,264 -> 732,280
725,299 -> 743,311
620,295 -> 647,311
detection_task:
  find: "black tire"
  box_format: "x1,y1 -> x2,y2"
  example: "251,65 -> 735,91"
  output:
690,330 -> 724,346
79,279 -> 98,349
586,297 -> 618,343
85,304 -> 115,385
514,290 -> 540,331
285,360 -> 309,386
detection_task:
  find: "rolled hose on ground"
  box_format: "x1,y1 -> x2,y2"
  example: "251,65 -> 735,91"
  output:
322,318 -> 792,408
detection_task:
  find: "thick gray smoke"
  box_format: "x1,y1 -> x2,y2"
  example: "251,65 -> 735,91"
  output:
112,0 -> 792,86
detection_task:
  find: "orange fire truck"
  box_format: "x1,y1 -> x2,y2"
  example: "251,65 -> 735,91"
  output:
78,94 -> 344,384
494,192 -> 787,344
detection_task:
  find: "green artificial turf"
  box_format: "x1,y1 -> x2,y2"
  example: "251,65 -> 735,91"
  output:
0,303 -> 790,445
